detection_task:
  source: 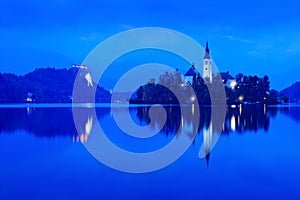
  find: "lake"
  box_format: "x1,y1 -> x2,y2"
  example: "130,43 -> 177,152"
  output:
0,104 -> 300,199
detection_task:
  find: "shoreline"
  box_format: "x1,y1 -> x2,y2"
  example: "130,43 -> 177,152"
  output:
0,102 -> 299,108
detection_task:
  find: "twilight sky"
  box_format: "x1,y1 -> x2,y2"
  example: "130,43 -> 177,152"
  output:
0,0 -> 299,90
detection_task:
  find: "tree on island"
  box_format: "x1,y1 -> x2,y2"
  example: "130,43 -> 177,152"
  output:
225,74 -> 285,104
131,70 -> 184,104
130,70 -> 288,105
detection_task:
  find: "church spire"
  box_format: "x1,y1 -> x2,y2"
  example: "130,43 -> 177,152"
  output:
202,40 -> 212,83
206,41 -> 210,54
204,41 -> 210,59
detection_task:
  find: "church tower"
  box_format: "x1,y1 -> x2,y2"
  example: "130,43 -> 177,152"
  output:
202,41 -> 212,83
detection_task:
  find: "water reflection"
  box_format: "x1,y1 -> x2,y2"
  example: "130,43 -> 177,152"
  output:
1,104 -> 300,169
223,104 -> 271,134
203,122 -> 213,166
0,105 -> 299,142
0,107 -> 110,140
279,106 -> 300,123
132,104 -> 275,136
130,105 -> 275,166
74,116 -> 93,143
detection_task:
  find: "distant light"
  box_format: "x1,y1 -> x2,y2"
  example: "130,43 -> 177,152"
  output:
73,64 -> 88,69
190,96 -> 196,102
238,96 -> 244,101
180,83 -> 185,87
230,80 -> 237,89
26,97 -> 32,102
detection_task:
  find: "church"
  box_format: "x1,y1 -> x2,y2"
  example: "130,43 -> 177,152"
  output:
184,41 -> 236,86
184,41 -> 213,84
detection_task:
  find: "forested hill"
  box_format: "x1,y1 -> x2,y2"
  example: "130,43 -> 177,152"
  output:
0,67 -> 111,103
281,82 -> 300,103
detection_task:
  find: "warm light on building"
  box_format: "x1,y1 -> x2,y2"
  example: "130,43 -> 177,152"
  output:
230,80 -> 238,89
85,73 -> 93,87
72,64 -> 88,69
26,97 -> 32,102
239,95 -> 244,102
190,96 -> 196,102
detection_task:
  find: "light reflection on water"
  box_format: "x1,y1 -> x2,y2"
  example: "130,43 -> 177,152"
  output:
0,104 -> 300,199
0,104 -> 296,155
0,105 -> 290,158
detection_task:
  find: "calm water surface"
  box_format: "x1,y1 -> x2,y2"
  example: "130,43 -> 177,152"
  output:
0,104 -> 300,199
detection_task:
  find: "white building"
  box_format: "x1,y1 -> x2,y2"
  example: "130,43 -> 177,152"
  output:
184,41 -> 213,84
202,41 -> 213,83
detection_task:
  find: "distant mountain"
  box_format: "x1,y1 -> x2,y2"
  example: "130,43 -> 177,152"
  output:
0,67 -> 111,103
1,44 -> 74,75
281,82 -> 300,103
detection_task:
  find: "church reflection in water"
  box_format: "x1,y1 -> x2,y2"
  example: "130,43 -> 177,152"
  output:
1,104 -> 299,166
133,104 -> 273,136
0,105 -> 284,140
131,104 -> 274,165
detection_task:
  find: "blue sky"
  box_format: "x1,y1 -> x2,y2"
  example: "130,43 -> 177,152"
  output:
0,0 -> 299,90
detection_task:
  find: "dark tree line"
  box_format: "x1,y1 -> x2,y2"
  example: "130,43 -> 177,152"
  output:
130,70 -> 184,104
224,73 -> 288,104
0,67 -> 111,103
130,70 -> 288,105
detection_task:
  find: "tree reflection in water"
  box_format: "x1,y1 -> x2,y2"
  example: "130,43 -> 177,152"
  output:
1,105 -> 299,148
1,105 -> 296,137
0,107 -> 110,141
1,105 -> 300,167
0,105 -> 289,139
131,104 -> 279,166
132,104 -> 274,136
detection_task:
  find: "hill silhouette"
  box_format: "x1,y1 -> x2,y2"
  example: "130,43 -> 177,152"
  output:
0,67 -> 111,103
281,82 -> 300,103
